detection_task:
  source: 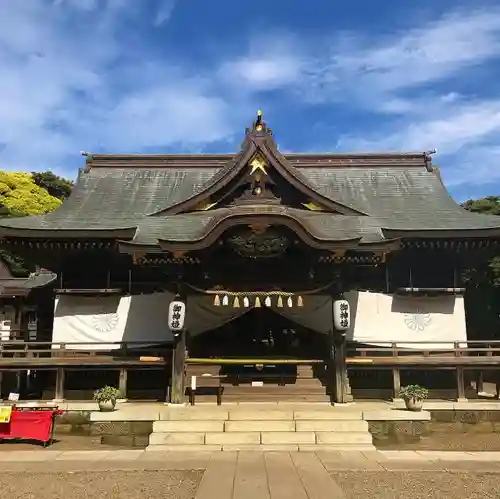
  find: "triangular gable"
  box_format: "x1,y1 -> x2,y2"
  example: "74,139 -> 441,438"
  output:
150,112 -> 367,217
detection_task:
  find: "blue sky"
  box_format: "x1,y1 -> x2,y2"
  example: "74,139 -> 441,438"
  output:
1,1 -> 500,201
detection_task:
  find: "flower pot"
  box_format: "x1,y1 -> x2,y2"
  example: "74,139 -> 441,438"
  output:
98,400 -> 116,412
405,398 -> 423,412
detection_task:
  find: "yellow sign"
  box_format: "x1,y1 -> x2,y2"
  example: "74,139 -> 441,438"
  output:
0,406 -> 12,423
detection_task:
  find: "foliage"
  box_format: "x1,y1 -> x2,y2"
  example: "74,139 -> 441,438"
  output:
398,385 -> 429,401
93,386 -> 121,403
0,171 -> 62,217
31,171 -> 74,200
0,170 -> 73,276
461,196 -> 500,216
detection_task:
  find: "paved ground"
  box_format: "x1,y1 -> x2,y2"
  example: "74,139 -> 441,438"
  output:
3,450 -> 500,498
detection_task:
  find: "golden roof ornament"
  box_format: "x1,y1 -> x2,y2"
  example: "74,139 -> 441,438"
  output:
255,109 -> 263,131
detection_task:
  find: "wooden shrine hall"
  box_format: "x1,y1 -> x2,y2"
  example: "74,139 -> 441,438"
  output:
1,110 -> 500,404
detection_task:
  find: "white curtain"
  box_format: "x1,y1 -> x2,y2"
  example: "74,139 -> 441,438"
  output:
52,293 -> 176,350
345,291 -> 466,349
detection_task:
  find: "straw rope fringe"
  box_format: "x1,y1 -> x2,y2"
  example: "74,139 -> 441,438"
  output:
213,293 -> 304,308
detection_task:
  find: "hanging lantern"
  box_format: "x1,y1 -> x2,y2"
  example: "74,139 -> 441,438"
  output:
213,294 -> 220,307
287,297 -> 293,308
297,296 -> 304,307
243,296 -> 250,307
222,295 -> 229,306
277,296 -> 283,308
264,296 -> 272,307
168,300 -> 186,336
255,296 -> 261,307
233,296 -> 240,308
333,299 -> 350,331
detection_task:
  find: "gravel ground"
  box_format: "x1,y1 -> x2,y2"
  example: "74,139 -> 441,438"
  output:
0,434 -> 136,451
376,433 -> 500,451
0,470 -> 203,499
332,471 -> 500,499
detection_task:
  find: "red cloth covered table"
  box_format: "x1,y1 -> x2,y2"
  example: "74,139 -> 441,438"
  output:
0,409 -> 63,445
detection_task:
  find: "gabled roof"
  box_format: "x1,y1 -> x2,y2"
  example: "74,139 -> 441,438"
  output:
0,112 -> 499,248
0,258 -> 56,296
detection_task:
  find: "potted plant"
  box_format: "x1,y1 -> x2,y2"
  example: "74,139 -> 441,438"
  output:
93,386 -> 121,412
399,384 -> 429,411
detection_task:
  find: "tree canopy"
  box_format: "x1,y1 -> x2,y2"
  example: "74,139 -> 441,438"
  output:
31,171 -> 74,200
462,196 -> 500,216
0,171 -> 70,276
0,171 -> 62,217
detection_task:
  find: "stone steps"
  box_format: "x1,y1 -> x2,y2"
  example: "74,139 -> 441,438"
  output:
146,406 -> 375,451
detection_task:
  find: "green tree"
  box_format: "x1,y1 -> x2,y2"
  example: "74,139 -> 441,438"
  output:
31,171 -> 74,200
0,171 -> 65,276
0,171 -> 62,216
461,197 -> 500,339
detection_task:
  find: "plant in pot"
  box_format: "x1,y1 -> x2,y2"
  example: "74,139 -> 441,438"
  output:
399,384 -> 429,412
94,386 -> 121,412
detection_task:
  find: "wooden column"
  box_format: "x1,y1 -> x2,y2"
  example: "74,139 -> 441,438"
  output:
118,368 -> 128,400
392,368 -> 401,400
456,367 -> 467,401
54,368 -> 65,401
476,371 -> 484,395
332,333 -> 352,404
170,329 -> 186,404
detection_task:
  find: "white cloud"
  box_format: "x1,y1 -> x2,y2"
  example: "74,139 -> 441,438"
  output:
0,0 -> 239,177
154,0 -> 177,26
2,2 -> 500,194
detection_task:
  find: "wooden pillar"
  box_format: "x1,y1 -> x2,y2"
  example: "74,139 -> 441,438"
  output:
170,329 -> 186,404
392,368 -> 401,400
118,368 -> 128,400
332,333 -> 352,404
476,371 -> 484,395
54,368 -> 65,401
456,367 -> 467,401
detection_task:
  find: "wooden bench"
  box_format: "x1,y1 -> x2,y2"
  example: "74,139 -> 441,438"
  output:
187,374 -> 223,406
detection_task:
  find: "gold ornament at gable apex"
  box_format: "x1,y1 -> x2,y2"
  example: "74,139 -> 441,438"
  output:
255,109 -> 264,131
249,153 -> 268,175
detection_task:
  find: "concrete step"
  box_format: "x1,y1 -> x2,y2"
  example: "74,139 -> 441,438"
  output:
159,409 -> 229,421
149,432 -> 206,445
153,420 -> 224,432
146,443 -> 375,452
146,444 -> 223,452
295,420 -> 369,432
261,432 -> 316,445
293,410 -> 363,420
205,432 -> 261,445
228,409 -> 294,420
225,420 -> 295,432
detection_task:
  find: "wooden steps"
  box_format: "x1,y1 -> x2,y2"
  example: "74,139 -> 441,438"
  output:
185,362 -> 331,404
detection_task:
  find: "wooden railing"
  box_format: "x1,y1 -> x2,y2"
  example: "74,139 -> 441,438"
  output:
1,338 -> 500,402
346,340 -> 500,400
